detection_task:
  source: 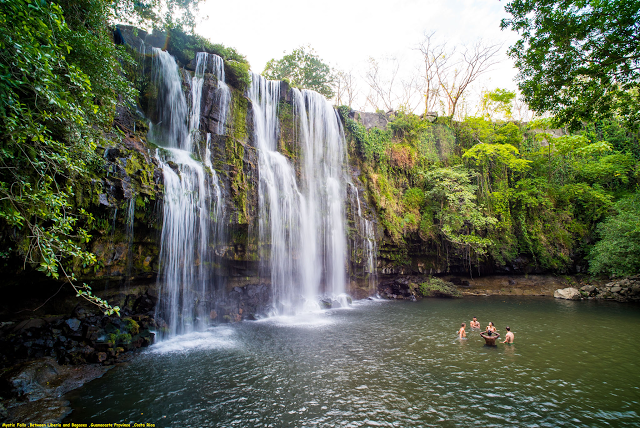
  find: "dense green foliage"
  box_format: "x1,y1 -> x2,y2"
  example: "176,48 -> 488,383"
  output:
418,277 -> 462,298
263,46 -> 335,98
589,193 -> 640,276
0,0 -> 200,313
501,0 -> 640,130
341,102 -> 640,276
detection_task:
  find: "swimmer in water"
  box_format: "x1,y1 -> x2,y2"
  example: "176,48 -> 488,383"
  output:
470,317 -> 480,329
486,322 -> 496,333
480,329 -> 500,346
502,326 -> 514,344
457,323 -> 466,338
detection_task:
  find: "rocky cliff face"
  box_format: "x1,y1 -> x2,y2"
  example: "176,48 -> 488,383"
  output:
0,27 -> 557,328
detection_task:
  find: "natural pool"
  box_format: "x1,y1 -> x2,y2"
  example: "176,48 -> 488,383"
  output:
65,297 -> 640,427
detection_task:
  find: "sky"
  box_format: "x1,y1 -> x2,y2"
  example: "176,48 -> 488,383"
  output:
195,0 -> 523,114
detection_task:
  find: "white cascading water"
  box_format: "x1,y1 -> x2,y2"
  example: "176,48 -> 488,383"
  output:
351,185 -> 378,294
151,48 -> 225,337
248,73 -> 349,314
292,89 -> 348,301
211,54 -> 231,135
193,52 -> 230,135
125,196 -> 135,287
248,73 -> 303,313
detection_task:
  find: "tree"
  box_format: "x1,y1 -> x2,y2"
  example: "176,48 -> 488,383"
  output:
481,88 -> 516,120
423,167 -> 497,275
416,32 -> 447,114
501,0 -> 640,130
0,0 -> 200,314
435,41 -> 502,120
334,69 -> 359,108
589,192 -> 640,276
263,46 -> 335,98
364,56 -> 423,112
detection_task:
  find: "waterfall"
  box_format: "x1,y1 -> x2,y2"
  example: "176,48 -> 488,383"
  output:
192,52 -> 230,135
156,150 -> 210,336
211,54 -> 231,135
150,48 -> 190,150
125,196 -> 135,287
292,89 -> 348,299
150,48 -> 225,337
248,73 -> 304,314
354,187 -> 378,294
248,73 -> 349,314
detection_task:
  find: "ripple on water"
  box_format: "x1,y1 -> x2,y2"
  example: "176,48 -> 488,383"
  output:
64,297 -> 640,427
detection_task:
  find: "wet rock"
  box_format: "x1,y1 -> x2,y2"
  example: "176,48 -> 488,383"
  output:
554,287 -> 581,300
65,319 -> 81,332
580,285 -> 596,294
98,193 -> 111,207
83,325 -> 100,342
610,286 -> 622,293
12,319 -> 46,334
319,298 -> 332,309
331,300 -> 342,309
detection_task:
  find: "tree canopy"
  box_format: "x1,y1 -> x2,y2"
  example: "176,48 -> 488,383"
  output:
263,46 -> 335,98
0,0 -> 200,313
501,0 -> 640,130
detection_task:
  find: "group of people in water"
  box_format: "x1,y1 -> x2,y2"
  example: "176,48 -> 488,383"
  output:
457,317 -> 514,346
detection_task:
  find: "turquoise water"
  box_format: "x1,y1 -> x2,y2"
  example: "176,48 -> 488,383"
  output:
65,297 -> 640,427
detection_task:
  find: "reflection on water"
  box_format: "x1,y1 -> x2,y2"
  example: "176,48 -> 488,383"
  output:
65,297 -> 640,427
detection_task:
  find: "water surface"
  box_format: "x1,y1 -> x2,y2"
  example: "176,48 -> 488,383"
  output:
65,297 -> 640,427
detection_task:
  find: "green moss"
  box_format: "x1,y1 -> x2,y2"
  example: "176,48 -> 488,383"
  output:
107,329 -> 132,345
225,60 -> 251,92
226,91 -> 249,223
123,318 -> 140,335
278,100 -> 297,158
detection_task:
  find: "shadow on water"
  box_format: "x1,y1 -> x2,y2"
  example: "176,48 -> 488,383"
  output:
64,296 -> 640,427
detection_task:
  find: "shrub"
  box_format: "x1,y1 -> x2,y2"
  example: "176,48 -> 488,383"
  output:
418,277 -> 461,298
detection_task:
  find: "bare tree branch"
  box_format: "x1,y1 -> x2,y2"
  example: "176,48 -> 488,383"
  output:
436,40 -> 502,119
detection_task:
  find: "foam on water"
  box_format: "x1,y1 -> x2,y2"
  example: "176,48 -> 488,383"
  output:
256,312 -> 335,328
150,328 -> 237,354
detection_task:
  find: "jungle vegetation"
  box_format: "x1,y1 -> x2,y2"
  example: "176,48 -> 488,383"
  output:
0,0 -> 202,312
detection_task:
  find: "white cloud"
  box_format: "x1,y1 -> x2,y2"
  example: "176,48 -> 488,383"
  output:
196,0 -> 522,112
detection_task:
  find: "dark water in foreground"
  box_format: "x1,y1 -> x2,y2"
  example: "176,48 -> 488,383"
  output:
65,297 -> 640,427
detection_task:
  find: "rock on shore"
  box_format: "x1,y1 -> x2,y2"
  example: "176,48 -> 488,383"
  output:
554,287 -> 581,300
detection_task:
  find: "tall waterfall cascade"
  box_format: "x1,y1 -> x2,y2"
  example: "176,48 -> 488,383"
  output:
147,49 -> 371,335
248,73 -> 349,314
150,48 -> 226,337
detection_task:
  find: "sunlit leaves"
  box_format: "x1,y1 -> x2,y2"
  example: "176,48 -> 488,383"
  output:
589,192 -> 640,276
502,0 -> 640,129
263,46 -> 335,98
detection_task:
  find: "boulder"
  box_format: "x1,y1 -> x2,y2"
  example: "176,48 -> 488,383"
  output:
580,285 -> 596,294
65,318 -> 81,332
554,287 -> 581,300
610,286 -> 622,293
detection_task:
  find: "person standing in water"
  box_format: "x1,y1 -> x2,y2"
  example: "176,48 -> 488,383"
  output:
480,329 -> 500,346
486,322 -> 496,333
470,317 -> 480,329
502,326 -> 514,344
457,323 -> 467,338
